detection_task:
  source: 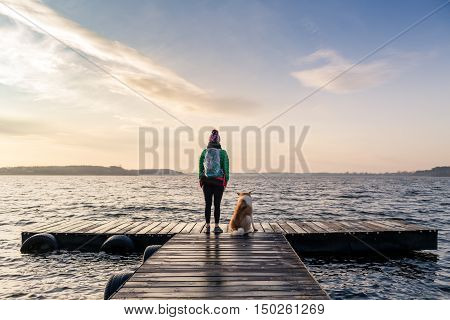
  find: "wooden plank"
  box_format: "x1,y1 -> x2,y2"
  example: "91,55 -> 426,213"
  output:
295,222 -> 317,233
360,220 -> 391,232
127,275 -> 319,282
31,220 -> 68,233
174,235 -> 282,240
165,239 -> 285,244
151,255 -> 298,260
22,219 -> 437,256
146,222 -> 168,234
79,220 -> 112,234
56,221 -> 92,233
153,251 -> 295,255
328,220 -> 353,232
113,291 -> 325,299
325,221 -> 350,232
329,220 -> 353,232
385,219 -> 432,231
141,255 -> 302,261
336,220 -> 369,232
158,222 -> 180,234
65,221 -> 100,233
124,280 -> 320,287
169,222 -> 188,234
161,237 -> 286,242
140,262 -> 305,267
126,221 -> 151,234
319,221 -> 345,232
278,223 -> 296,234
105,221 -> 135,234
114,221 -> 146,234
373,220 -> 403,230
190,222 -> 205,234
138,261 -> 305,267
144,259 -> 304,265
179,222 -> 196,234
310,221 -> 335,233
137,222 -> 161,234
118,286 -> 325,294
349,221 -> 377,232
176,232 -> 282,237
269,223 -> 284,233
137,265 -> 305,271
75,222 -> 105,233
301,221 -> 326,233
161,243 -> 291,248
43,220 -> 82,233
136,268 -> 309,274
260,222 -> 273,232
158,247 -> 293,251
142,257 -> 303,262
159,249 -> 293,254
25,221 -> 55,232
153,253 -> 294,257
86,221 -> 126,234
25,219 -> 434,235
111,232 -> 328,300
130,272 -> 308,277
287,221 -> 308,234
43,220 -> 84,233
253,222 -> 263,232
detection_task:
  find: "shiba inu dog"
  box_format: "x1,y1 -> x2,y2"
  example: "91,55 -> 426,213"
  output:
229,192 -> 257,235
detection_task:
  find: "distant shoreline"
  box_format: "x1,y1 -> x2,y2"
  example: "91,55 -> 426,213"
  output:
0,165 -> 449,177
261,166 -> 450,177
0,166 -> 183,176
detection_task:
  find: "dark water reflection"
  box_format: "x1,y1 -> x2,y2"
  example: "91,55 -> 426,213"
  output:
0,174 -> 448,299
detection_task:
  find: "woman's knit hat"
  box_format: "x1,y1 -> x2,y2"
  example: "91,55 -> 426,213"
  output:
209,129 -> 220,143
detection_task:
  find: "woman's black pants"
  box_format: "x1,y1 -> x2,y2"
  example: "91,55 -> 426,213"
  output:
202,183 -> 224,224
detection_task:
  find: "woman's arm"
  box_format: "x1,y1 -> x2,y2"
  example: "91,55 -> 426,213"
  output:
221,150 -> 230,182
199,149 -> 206,179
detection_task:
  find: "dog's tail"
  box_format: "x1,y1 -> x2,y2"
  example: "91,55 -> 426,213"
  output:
231,228 -> 245,236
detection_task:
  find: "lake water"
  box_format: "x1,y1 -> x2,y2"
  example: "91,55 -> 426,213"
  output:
0,174 -> 448,299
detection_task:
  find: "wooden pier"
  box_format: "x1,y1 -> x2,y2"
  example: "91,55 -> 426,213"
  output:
22,219 -> 438,254
21,219 -> 438,300
111,233 -> 329,300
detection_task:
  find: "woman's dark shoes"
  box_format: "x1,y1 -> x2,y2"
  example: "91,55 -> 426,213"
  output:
214,226 -> 223,234
205,225 -> 211,234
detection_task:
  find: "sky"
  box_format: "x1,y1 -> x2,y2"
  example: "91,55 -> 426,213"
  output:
0,0 -> 449,173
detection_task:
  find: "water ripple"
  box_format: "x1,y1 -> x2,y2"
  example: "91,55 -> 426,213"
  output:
0,175 -> 449,299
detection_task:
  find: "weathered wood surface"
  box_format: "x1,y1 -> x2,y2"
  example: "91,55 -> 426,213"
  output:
111,233 -> 329,300
23,219 -> 435,235
22,219 -> 438,253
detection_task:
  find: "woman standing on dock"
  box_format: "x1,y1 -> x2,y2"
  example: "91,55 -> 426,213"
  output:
199,129 -> 230,234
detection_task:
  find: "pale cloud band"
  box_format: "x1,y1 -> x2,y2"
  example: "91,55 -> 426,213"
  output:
291,49 -> 396,93
0,0 -> 256,117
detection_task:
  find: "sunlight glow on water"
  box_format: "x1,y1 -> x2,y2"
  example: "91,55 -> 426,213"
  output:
0,175 -> 448,299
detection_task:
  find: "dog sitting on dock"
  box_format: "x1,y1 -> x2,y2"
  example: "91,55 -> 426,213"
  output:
229,192 -> 257,235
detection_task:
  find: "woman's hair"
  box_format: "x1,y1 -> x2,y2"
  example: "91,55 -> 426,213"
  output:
209,129 -> 220,143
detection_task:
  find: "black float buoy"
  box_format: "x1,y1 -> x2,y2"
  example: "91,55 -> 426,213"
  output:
142,245 -> 161,262
100,235 -> 135,254
103,272 -> 132,300
20,233 -> 58,254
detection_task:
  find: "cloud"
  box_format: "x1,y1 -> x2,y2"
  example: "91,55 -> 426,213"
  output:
0,116 -> 53,136
0,0 -> 256,116
291,49 -> 395,93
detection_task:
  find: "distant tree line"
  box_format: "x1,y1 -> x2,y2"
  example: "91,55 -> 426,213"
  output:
0,166 -> 183,175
